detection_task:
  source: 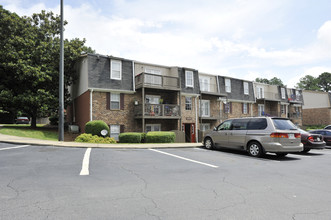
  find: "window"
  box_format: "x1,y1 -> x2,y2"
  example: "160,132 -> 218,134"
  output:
146,124 -> 161,132
256,86 -> 264,99
258,104 -> 264,116
200,100 -> 210,117
110,93 -> 120,110
110,60 -> 121,80
243,103 -> 248,114
199,76 -> 210,92
232,119 -> 249,130
272,119 -> 297,130
110,125 -> 120,141
225,79 -> 231,93
200,123 -> 210,131
217,120 -> 232,131
243,82 -> 249,95
145,68 -> 162,85
224,102 -> 231,114
185,97 -> 192,110
247,118 -> 267,130
281,88 -> 286,99
185,70 -> 194,87
281,105 -> 286,114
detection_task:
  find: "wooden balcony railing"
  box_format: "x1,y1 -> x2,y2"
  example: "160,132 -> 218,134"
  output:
135,72 -> 180,90
256,92 -> 280,100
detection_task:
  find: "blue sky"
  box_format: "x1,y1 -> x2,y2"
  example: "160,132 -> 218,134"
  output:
3,0 -> 331,87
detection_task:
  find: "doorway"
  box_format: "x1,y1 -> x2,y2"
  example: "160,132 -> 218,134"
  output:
183,123 -> 196,143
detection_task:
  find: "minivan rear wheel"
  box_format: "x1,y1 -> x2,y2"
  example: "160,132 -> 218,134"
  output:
247,141 -> 264,157
204,137 -> 214,150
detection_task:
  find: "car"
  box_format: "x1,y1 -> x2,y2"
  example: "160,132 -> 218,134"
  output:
297,128 -> 326,153
309,130 -> 331,146
203,117 -> 303,157
15,117 -> 30,124
324,125 -> 331,130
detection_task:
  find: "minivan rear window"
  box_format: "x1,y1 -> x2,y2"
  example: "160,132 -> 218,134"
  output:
247,118 -> 267,130
272,118 -> 297,130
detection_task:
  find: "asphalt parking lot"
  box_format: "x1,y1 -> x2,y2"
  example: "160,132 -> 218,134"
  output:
1,143 -> 331,220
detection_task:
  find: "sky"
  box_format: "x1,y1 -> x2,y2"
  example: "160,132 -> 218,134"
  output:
2,0 -> 331,88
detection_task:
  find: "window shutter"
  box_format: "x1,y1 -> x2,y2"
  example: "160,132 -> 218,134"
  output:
223,103 -> 226,113
230,102 -> 232,114
120,125 -> 124,133
120,94 -> 124,110
106,93 -> 110,110
247,103 -> 250,114
242,103 -> 244,114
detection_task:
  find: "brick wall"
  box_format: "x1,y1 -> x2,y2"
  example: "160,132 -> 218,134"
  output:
302,108 -> 331,126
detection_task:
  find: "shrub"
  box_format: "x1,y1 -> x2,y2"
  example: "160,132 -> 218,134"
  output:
75,133 -> 116,144
119,132 -> 145,143
145,131 -> 175,143
85,120 -> 110,137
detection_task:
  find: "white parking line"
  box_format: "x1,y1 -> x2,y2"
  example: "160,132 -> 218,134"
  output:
80,148 -> 92,176
0,145 -> 30,151
149,149 -> 219,168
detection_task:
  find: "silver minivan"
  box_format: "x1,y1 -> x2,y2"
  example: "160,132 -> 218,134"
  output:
203,117 -> 303,157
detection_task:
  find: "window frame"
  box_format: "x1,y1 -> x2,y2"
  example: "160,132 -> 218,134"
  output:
110,93 -> 120,110
110,124 -> 120,141
185,70 -> 194,88
110,60 -> 122,80
185,96 -> 192,111
243,82 -> 249,95
199,76 -> 210,92
243,103 -> 248,114
200,100 -> 210,117
225,78 -> 231,93
281,88 -> 286,99
146,124 -> 161,132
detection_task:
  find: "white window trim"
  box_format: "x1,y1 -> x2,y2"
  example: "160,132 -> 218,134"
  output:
185,96 -> 192,110
243,103 -> 248,114
200,100 -> 210,117
110,124 -> 120,141
225,78 -> 231,93
110,93 -> 120,110
110,60 -> 122,80
199,76 -> 210,92
185,70 -> 194,88
243,82 -> 249,95
258,104 -> 265,116
281,88 -> 286,99
256,86 -> 265,99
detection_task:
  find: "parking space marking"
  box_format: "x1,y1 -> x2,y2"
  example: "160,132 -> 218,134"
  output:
149,149 -> 219,168
0,145 -> 30,151
80,148 -> 92,176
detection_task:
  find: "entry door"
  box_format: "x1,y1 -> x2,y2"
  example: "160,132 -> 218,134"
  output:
213,120 -> 232,147
183,123 -> 196,143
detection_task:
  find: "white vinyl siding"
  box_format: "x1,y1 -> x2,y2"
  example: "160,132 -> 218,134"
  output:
185,71 -> 194,87
225,79 -> 231,93
243,82 -> 249,95
110,60 -> 121,80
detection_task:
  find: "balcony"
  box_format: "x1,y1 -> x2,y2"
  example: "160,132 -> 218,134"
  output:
289,112 -> 301,119
256,92 -> 280,101
200,82 -> 225,96
199,114 -> 221,120
135,72 -> 180,91
134,104 -> 181,119
288,94 -> 303,103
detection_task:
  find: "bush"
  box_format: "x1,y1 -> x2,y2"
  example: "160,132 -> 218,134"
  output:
75,133 -> 116,144
145,131 -> 175,143
119,132 -> 145,143
85,120 -> 110,137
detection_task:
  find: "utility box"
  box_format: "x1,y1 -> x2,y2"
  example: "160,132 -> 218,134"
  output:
68,125 -> 79,133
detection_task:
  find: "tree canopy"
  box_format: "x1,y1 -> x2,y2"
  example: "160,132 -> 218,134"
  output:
0,6 -> 94,127
296,72 -> 331,92
255,77 -> 285,87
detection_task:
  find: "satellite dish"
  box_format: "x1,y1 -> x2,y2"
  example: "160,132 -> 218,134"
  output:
101,129 -> 108,136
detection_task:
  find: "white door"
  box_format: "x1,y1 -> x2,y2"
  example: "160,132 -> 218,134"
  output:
200,100 -> 210,117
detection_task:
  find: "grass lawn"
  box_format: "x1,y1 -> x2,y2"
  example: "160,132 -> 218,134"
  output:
0,124 -> 58,141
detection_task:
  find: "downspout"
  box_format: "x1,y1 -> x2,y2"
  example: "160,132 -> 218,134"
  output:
90,89 -> 93,121
132,61 -> 135,92
195,95 -> 198,143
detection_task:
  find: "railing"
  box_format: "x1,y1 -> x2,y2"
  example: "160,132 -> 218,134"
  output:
199,82 -> 218,93
256,92 -> 280,100
289,112 -> 301,119
288,94 -> 303,103
256,111 -> 280,117
134,104 -> 180,117
135,72 -> 180,90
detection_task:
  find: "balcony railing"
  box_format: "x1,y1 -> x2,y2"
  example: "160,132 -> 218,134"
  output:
199,113 -> 221,120
199,82 -> 219,94
288,94 -> 303,103
256,111 -> 280,117
256,92 -> 280,100
135,72 -> 180,90
134,104 -> 180,118
289,112 -> 301,119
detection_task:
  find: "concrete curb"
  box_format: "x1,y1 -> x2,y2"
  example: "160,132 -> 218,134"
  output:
0,133 -> 203,149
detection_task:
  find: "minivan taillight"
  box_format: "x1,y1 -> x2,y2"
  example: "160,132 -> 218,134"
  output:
270,133 -> 289,138
294,133 -> 301,138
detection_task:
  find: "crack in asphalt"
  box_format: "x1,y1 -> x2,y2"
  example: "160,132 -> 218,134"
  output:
6,179 -> 19,200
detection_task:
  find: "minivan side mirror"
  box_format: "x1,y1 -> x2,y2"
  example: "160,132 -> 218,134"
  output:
213,127 -> 217,131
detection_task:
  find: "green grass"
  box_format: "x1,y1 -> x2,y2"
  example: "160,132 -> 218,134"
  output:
0,124 -> 58,141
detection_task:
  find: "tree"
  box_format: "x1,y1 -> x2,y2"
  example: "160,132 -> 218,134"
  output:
255,77 -> 285,87
0,6 -> 94,128
295,75 -> 320,91
317,72 -> 331,92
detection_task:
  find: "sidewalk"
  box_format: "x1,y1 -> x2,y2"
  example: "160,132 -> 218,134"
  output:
0,133 -> 203,149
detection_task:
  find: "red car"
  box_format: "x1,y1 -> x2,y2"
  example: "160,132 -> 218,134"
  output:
309,130 -> 331,147
15,117 -> 30,124
298,129 -> 326,152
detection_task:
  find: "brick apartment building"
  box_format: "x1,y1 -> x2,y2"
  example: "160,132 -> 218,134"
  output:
67,53 -> 304,142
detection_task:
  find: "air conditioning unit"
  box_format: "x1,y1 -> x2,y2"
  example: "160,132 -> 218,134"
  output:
68,125 -> 79,133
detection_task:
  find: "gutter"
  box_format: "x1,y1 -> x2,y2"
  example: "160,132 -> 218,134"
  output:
90,89 -> 93,121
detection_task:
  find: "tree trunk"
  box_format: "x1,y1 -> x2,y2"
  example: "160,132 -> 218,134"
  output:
31,115 -> 37,128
